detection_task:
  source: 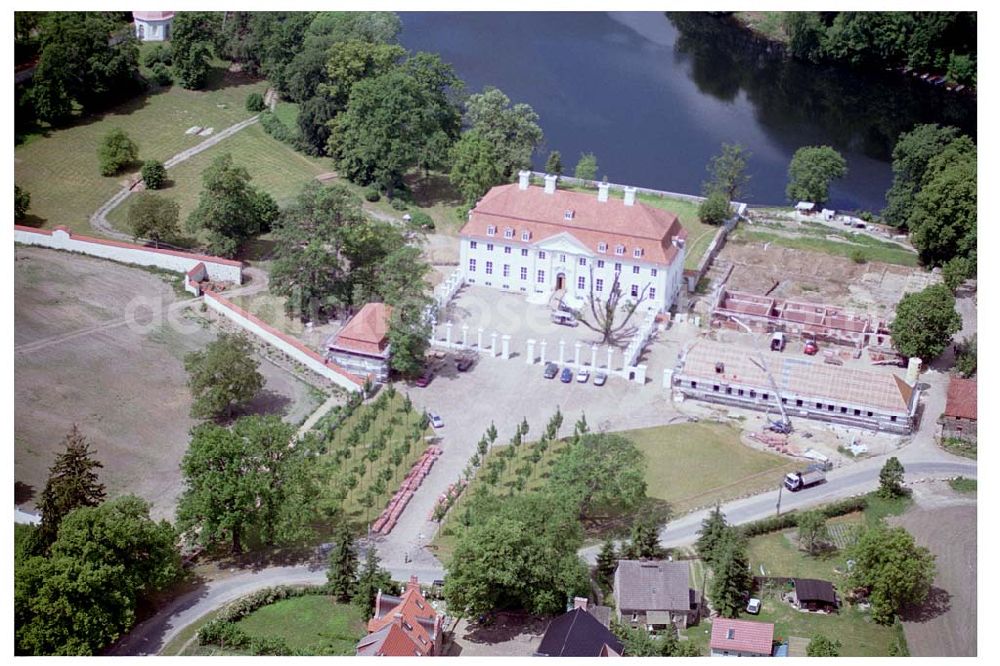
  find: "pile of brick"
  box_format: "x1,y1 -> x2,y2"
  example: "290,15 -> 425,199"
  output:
371,445 -> 442,535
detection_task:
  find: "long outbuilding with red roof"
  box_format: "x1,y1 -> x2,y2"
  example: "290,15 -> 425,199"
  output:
459,171 -> 687,312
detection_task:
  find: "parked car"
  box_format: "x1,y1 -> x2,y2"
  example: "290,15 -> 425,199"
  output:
414,370 -> 434,387
770,332 -> 786,352
593,372 -> 608,386
429,412 -> 444,428
560,367 -> 574,383
576,368 -> 590,383
543,362 -> 559,379
747,598 -> 762,614
803,340 -> 819,356
456,355 -> 475,372
551,311 -> 579,327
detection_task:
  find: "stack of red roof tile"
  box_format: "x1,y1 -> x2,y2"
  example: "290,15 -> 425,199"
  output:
371,445 -> 442,535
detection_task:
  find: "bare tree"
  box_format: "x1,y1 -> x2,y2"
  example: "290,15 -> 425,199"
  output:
578,269 -> 650,345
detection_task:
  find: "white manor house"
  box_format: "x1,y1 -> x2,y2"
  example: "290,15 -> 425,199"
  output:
458,172 -> 687,313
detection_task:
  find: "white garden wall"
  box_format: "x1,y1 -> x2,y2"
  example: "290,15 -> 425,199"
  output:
203,290 -> 364,393
14,226 -> 243,284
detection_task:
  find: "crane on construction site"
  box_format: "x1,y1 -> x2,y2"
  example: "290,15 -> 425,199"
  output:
749,355 -> 792,434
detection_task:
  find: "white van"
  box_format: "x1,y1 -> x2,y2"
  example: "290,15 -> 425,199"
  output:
550,311 -> 579,327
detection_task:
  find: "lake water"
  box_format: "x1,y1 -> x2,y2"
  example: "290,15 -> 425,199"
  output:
400,11 -> 976,211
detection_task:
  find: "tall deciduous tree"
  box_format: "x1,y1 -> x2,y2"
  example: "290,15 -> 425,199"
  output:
847,525 -> 935,624
176,416 -> 312,553
127,192 -> 179,247
878,457 -> 906,498
386,295 -> 433,379
574,152 -> 598,181
448,130 -> 506,204
184,332 -> 264,419
704,142 -> 751,201
98,128 -> 138,176
463,87 -> 544,180
883,124 -> 964,228
171,12 -> 221,89
796,510 -> 830,555
786,145 -> 848,204
549,433 -> 648,521
698,190 -> 731,225
907,138 -> 976,267
890,284 -> 962,361
580,270 -> 650,345
807,634 -> 842,656
36,425 -> 106,547
186,153 -> 278,257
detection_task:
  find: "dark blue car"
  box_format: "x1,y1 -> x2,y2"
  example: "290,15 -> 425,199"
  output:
560,367 -> 573,383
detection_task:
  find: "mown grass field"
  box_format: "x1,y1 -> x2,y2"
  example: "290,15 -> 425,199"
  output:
14,64 -> 266,235
732,223 -> 919,267
235,595 -> 366,655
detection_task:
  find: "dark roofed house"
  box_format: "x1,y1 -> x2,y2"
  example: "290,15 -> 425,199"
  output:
791,578 -> 838,612
613,560 -> 698,631
535,598 -> 623,657
941,376 -> 977,443
326,302 -> 392,383
709,618 -> 775,657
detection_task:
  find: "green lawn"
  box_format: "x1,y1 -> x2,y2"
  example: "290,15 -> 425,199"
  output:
272,101 -> 300,130
948,476 -> 977,493
732,226 -> 919,267
630,422 -> 799,514
235,595 -> 366,655
734,11 -> 790,43
941,436 -> 977,459
14,64 -> 267,235
106,122 -> 331,236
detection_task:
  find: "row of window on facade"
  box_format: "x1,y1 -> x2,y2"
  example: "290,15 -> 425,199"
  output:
688,380 -> 890,420
481,227 -> 644,258
469,242 -> 657,276
468,259 -> 655,299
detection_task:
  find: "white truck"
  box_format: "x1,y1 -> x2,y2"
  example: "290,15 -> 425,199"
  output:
784,465 -> 827,491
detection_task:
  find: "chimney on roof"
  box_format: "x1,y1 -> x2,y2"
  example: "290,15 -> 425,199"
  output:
573,597 -> 588,611
407,575 -> 420,593
544,174 -> 557,194
598,181 -> 609,203
394,612 -> 404,627
623,186 -> 637,206
518,170 -> 531,190
906,357 -> 921,386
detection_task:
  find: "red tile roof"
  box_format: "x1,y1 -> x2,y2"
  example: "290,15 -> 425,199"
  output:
944,376 -> 977,420
359,576 -> 440,656
460,184 -> 686,266
330,303 -> 391,356
710,618 -> 775,656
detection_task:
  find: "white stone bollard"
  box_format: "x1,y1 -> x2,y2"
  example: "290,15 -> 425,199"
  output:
490,332 -> 498,357
526,338 -> 537,364
574,341 -> 582,367
540,340 -> 548,365
461,324 -> 469,349
558,339 -> 566,365
663,368 -> 673,389
607,347 -> 614,373
477,327 -> 484,351
501,335 -> 511,360
634,364 -> 647,384
445,322 -> 453,348
591,345 -> 598,369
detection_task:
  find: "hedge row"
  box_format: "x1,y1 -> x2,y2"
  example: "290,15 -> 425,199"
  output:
260,111 -> 302,149
738,496 -> 868,538
197,585 -> 329,655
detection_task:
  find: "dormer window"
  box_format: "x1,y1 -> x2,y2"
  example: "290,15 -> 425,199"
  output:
633,247 -> 643,258
615,244 -> 625,256
503,227 -> 514,239
564,209 -> 574,220
486,225 -> 496,237
597,242 -> 607,253
521,230 -> 531,242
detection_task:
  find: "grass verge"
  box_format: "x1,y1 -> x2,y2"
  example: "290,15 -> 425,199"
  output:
733,227 -> 919,267
940,436 -> 976,459
235,595 -> 366,655
948,476 -> 977,494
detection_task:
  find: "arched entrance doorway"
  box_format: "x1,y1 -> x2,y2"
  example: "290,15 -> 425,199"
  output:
555,273 -> 566,291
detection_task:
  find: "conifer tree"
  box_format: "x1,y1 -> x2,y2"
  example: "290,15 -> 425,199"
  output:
37,425 -> 106,546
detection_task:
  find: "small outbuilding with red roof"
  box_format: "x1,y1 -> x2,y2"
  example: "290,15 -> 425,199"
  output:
941,375 -> 977,443
326,302 -> 392,382
709,617 -> 775,657
355,576 -> 445,656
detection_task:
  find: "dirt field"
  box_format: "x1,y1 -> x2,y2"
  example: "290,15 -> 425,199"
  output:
889,485 -> 976,657
15,247 -> 321,520
446,613 -> 548,657
708,242 -> 940,321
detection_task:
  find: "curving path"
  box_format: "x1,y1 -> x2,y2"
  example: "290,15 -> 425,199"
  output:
89,115 -> 261,241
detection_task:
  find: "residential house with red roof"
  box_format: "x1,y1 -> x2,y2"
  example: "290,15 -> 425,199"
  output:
132,11 -> 174,41
709,618 -> 775,657
459,171 -> 687,312
326,302 -> 392,383
355,576 -> 445,656
941,375 -> 977,442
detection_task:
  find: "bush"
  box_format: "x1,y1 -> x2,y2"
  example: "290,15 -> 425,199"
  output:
15,185 -> 30,220
850,248 -> 867,264
142,43 -> 172,67
98,128 -> 139,176
739,496 -> 867,538
698,190 -> 731,225
246,92 -> 266,113
364,188 -> 381,203
409,211 -> 434,230
141,160 -> 167,190
859,210 -> 875,222
260,111 -> 298,145
150,62 -> 173,86
390,198 -> 408,212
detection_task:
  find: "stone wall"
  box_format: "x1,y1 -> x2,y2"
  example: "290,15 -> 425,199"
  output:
14,225 -> 243,284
